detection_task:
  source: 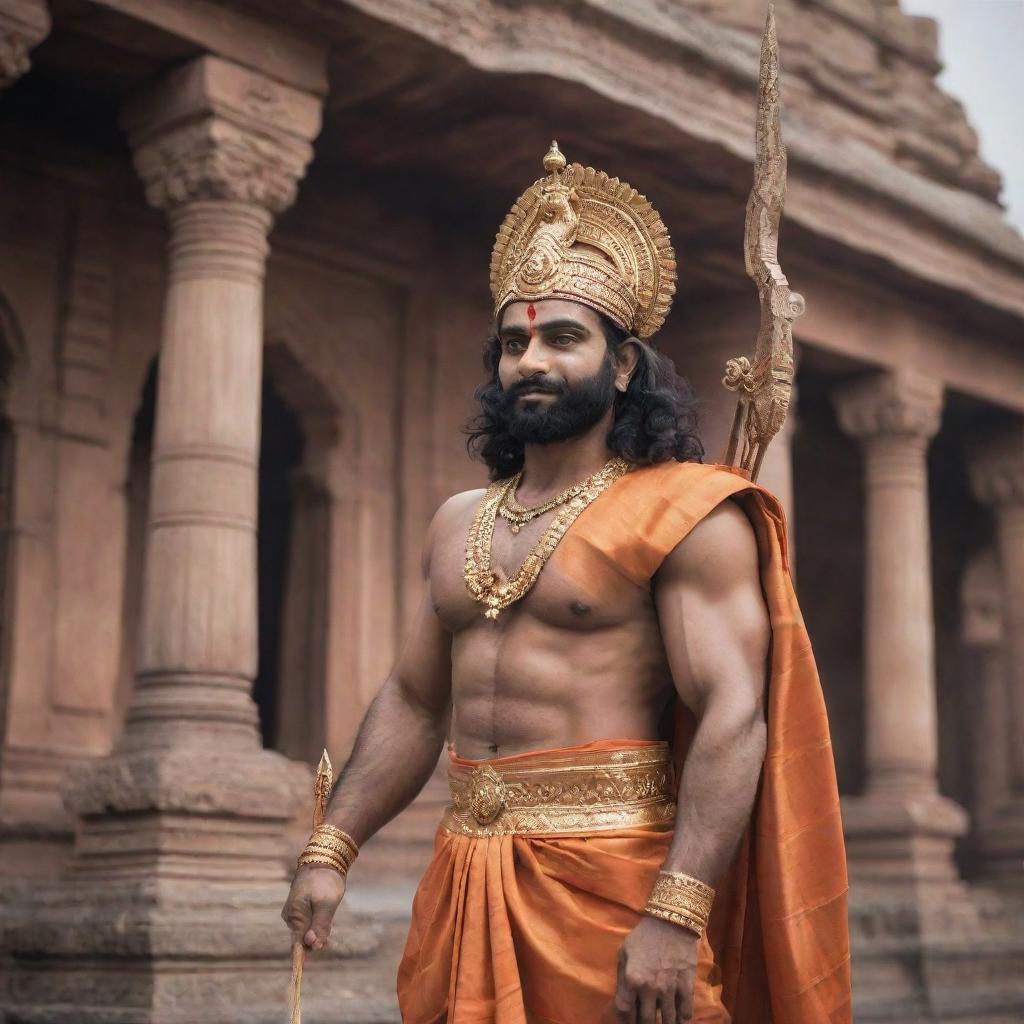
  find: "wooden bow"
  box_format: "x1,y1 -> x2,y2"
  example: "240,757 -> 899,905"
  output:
721,3 -> 805,481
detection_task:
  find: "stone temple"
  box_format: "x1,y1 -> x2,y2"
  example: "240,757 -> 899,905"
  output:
0,0 -> 1022,1021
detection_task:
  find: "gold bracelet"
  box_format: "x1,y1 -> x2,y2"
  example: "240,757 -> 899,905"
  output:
297,825 -> 360,876
297,851 -> 348,875
305,833 -> 358,864
309,825 -> 359,858
643,870 -> 715,937
302,842 -> 356,871
644,903 -> 707,937
311,824 -> 359,849
314,824 -> 359,849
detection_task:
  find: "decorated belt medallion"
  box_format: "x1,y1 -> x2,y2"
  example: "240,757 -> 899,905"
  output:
467,765 -> 507,824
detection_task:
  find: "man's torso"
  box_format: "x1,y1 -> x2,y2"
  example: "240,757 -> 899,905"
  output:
429,486 -> 675,760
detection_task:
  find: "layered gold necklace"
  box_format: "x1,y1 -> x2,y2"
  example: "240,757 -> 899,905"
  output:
498,471 -> 596,533
464,457 -> 630,620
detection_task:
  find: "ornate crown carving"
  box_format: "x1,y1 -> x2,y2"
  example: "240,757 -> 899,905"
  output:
490,142 -> 677,339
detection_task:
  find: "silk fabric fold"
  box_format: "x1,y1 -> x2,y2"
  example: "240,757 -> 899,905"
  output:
397,462 -> 852,1023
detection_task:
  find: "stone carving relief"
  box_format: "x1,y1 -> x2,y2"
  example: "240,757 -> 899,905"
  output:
686,0 -> 1002,200
123,56 -> 322,216
834,369 -> 944,441
132,117 -> 314,214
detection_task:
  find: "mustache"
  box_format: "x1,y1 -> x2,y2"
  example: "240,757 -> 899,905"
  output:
506,378 -> 566,398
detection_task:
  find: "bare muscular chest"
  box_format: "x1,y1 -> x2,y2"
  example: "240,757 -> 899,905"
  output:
430,503 -> 647,633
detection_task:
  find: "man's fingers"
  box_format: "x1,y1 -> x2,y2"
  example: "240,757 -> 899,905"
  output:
282,893 -> 312,941
658,990 -> 679,1024
638,990 -> 658,1024
612,985 -> 632,1023
308,902 -> 337,950
613,974 -> 637,1024
676,987 -> 693,1023
614,990 -> 637,1024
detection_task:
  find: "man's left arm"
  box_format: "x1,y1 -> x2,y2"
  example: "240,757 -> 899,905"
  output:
615,497 -> 770,1024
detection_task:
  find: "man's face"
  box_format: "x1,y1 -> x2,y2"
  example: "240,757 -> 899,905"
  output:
495,298 -> 617,445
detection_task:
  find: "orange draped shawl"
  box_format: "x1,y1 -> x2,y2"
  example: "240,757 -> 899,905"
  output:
398,461 -> 852,1023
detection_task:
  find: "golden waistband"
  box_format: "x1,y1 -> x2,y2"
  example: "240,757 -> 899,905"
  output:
441,743 -> 676,837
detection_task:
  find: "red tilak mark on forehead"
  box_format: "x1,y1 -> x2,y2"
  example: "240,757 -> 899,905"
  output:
526,303 -> 537,341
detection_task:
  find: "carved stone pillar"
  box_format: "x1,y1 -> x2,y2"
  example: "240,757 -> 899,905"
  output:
1,56 -> 381,1023
114,55 -> 319,760
832,370 -> 985,1018
0,0 -> 49,88
832,370 -> 968,881
969,428 -> 1024,886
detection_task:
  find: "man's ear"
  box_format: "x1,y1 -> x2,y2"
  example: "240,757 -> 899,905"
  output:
614,337 -> 642,392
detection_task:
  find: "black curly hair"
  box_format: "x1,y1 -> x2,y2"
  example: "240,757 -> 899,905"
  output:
465,312 -> 705,480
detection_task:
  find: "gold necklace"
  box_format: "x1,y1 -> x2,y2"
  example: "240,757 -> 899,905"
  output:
498,472 -> 595,534
464,457 -> 630,619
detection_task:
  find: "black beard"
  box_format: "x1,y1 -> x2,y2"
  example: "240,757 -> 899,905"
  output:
496,357 -> 616,445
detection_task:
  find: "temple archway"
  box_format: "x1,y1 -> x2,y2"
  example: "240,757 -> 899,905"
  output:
262,340 -> 343,761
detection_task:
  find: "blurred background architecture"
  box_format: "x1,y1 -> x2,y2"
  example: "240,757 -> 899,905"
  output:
0,0 -> 1022,1021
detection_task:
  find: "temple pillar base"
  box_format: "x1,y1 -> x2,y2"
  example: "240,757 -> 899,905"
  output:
59,744 -> 309,881
844,793 -> 1024,1021
842,790 -> 969,889
0,876 -> 389,1024
1,749 -> 396,1022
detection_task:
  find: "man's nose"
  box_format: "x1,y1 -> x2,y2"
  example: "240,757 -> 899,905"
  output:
516,338 -> 549,377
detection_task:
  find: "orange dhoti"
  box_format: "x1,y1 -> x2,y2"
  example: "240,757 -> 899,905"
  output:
397,461 -> 853,1023
397,740 -> 730,1024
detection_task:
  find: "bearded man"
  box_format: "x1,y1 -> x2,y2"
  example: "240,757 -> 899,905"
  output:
281,143 -> 852,1024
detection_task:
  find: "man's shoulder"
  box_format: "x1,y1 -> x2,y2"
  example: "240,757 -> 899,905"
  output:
618,460 -> 758,512
655,499 -> 759,591
435,487 -> 487,522
624,461 -> 760,581
420,488 -> 487,574
427,487 -> 487,542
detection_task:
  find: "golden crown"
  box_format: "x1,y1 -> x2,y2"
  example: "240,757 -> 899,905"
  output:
490,142 -> 677,339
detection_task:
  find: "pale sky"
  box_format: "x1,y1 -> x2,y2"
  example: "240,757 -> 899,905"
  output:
900,0 -> 1024,233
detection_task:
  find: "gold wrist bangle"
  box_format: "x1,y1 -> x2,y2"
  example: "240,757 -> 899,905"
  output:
310,825 -> 359,859
644,903 -> 706,938
643,870 -> 715,936
301,840 -> 354,867
314,824 -> 360,849
298,825 -> 360,877
306,834 -> 357,863
297,851 -> 348,876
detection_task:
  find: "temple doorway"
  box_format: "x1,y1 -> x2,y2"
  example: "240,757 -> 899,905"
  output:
255,374 -> 304,748
119,360 -> 306,750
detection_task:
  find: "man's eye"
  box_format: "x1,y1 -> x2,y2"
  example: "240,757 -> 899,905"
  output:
503,339 -> 524,353
552,335 -> 576,345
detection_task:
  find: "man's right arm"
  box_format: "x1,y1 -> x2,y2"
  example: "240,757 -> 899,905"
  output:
281,497 -> 459,949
